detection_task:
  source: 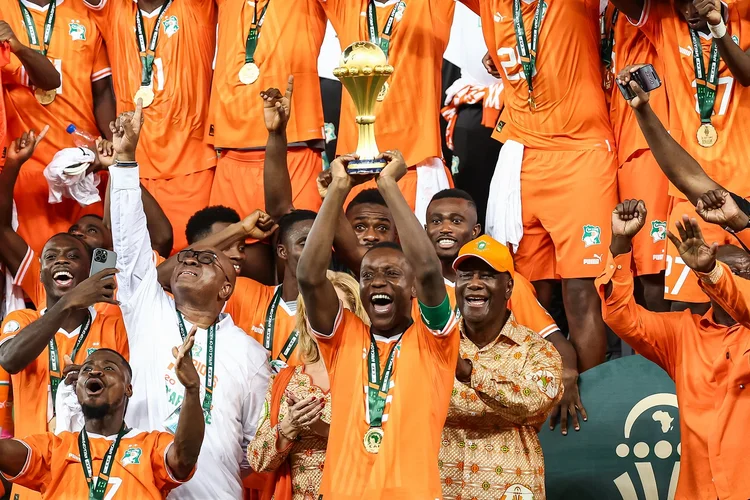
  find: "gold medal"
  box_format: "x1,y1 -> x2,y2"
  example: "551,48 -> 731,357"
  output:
697,123 -> 718,148
134,86 -> 155,108
528,94 -> 536,112
604,71 -> 613,90
363,427 -> 384,454
239,62 -> 260,85
377,81 -> 389,102
34,88 -> 56,106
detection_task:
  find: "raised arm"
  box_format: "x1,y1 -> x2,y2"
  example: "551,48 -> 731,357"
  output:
376,152 -> 446,307
0,270 -> 117,374
694,0 -> 750,86
165,329 -> 205,480
297,156 -> 359,335
0,23 -> 60,90
0,130 -> 47,276
108,101 -> 155,304
620,69 -> 722,205
261,77 -> 295,221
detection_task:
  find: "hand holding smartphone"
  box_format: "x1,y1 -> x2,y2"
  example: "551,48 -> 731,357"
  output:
617,64 -> 662,101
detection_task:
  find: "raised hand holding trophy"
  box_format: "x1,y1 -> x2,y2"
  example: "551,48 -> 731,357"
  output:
333,41 -> 394,175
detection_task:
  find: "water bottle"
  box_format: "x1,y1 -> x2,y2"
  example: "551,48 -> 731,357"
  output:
66,124 -> 97,148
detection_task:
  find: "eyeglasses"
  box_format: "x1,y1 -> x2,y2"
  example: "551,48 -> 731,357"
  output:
177,249 -> 230,281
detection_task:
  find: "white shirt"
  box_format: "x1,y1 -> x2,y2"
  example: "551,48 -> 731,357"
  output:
109,166 -> 272,500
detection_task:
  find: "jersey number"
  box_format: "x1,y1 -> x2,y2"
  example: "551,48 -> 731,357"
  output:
692,77 -> 734,117
154,58 -> 166,91
93,477 -> 122,500
496,46 -> 526,81
664,255 -> 691,296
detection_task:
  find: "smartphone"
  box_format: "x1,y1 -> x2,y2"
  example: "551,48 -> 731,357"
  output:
90,248 -> 117,277
617,64 -> 662,101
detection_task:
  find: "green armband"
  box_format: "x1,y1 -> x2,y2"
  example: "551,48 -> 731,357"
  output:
419,295 -> 451,331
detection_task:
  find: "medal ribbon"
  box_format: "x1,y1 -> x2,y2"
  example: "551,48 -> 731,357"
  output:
365,333 -> 402,428
134,0 -> 172,87
690,29 -> 720,125
263,286 -> 299,362
176,311 -> 215,418
18,0 -> 56,56
49,311 -> 92,414
78,424 -> 129,500
244,0 -> 270,65
600,8 -> 618,69
366,0 -> 403,59
512,0 -> 546,100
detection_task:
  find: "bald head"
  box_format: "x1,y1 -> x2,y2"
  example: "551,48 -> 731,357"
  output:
717,245 -> 750,279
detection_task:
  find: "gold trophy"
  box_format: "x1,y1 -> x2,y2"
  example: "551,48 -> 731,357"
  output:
333,41 -> 394,175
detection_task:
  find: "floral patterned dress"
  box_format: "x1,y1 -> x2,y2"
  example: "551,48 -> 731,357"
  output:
248,365 -> 332,499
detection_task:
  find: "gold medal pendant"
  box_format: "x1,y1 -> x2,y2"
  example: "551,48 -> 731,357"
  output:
34,88 -> 56,106
697,123 -> 718,148
363,427 -> 384,454
239,62 -> 260,85
604,71 -> 613,91
134,86 -> 155,108
377,81 -> 389,102
528,95 -> 536,113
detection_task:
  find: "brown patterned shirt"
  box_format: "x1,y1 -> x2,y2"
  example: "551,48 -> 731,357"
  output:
439,313 -> 563,500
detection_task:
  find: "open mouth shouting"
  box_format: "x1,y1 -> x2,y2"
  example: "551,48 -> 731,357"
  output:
370,293 -> 394,315
437,236 -> 457,250
84,377 -> 106,397
52,269 -> 75,288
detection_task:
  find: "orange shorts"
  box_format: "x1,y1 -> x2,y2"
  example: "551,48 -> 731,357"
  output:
664,200 -> 737,303
344,160 -> 454,214
617,150 -> 669,276
210,147 -> 323,217
142,169 -> 215,254
12,158 -> 104,254
514,148 -> 618,280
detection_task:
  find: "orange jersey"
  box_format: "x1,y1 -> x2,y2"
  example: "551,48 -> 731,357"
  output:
313,306 -> 459,498
83,0 -> 217,180
6,429 -> 191,499
634,0 -> 750,198
208,0 -> 326,148
0,308 -> 129,439
224,279 -> 301,367
0,0 -> 110,170
605,3 -> 669,165
466,0 -> 615,151
320,0 -> 457,166
414,275 -> 559,338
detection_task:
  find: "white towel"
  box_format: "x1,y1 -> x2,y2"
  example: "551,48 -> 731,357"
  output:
2,202 -> 26,320
415,157 -> 452,225
54,380 -> 84,434
43,147 -> 101,206
485,140 -> 524,251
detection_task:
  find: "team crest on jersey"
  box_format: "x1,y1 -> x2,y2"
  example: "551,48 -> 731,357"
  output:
191,344 -> 203,358
163,15 -> 179,38
86,348 -> 97,357
2,320 -> 20,334
121,446 -> 142,466
68,20 -> 86,41
733,35 -> 740,45
582,225 -> 601,247
650,220 -> 667,243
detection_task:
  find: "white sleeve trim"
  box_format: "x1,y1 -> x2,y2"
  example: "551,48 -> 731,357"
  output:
0,439 -> 32,481
163,441 -> 190,484
538,324 -> 559,339
429,310 -> 458,338
90,68 -> 112,82
307,301 -> 343,339
83,0 -> 107,10
628,0 -> 650,26
12,247 -> 34,286
0,335 -> 17,347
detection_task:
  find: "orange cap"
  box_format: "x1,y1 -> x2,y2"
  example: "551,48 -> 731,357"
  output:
452,235 -> 515,277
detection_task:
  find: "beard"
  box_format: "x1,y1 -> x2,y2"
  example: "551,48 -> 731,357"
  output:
81,402 -> 111,420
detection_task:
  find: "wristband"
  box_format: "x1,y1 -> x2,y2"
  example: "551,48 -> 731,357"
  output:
699,262 -> 723,284
277,422 -> 296,441
115,160 -> 138,167
419,295 -> 451,331
709,19 -> 727,39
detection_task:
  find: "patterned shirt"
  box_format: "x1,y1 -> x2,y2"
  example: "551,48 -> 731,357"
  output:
248,365 -> 331,499
439,313 -> 563,500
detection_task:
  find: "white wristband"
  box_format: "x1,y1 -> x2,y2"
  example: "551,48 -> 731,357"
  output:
709,19 -> 727,39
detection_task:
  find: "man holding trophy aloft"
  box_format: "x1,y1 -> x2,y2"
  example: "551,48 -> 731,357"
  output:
323,0 -> 462,224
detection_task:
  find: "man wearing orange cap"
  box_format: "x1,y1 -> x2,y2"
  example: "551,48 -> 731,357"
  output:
440,234 -> 563,499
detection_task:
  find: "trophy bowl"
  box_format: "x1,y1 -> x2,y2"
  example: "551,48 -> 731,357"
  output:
333,41 -> 394,175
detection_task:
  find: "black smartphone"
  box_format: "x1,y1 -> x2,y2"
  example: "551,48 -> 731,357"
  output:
617,64 -> 662,101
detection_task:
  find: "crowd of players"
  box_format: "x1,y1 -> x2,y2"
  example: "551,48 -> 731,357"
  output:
0,0 -> 748,498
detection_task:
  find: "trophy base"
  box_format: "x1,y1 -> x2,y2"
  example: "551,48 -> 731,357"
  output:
346,158 -> 387,175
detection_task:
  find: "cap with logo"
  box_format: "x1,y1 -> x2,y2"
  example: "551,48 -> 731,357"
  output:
452,235 -> 515,277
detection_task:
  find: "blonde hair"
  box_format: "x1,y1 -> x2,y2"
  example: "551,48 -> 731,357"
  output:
295,271 -> 369,364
